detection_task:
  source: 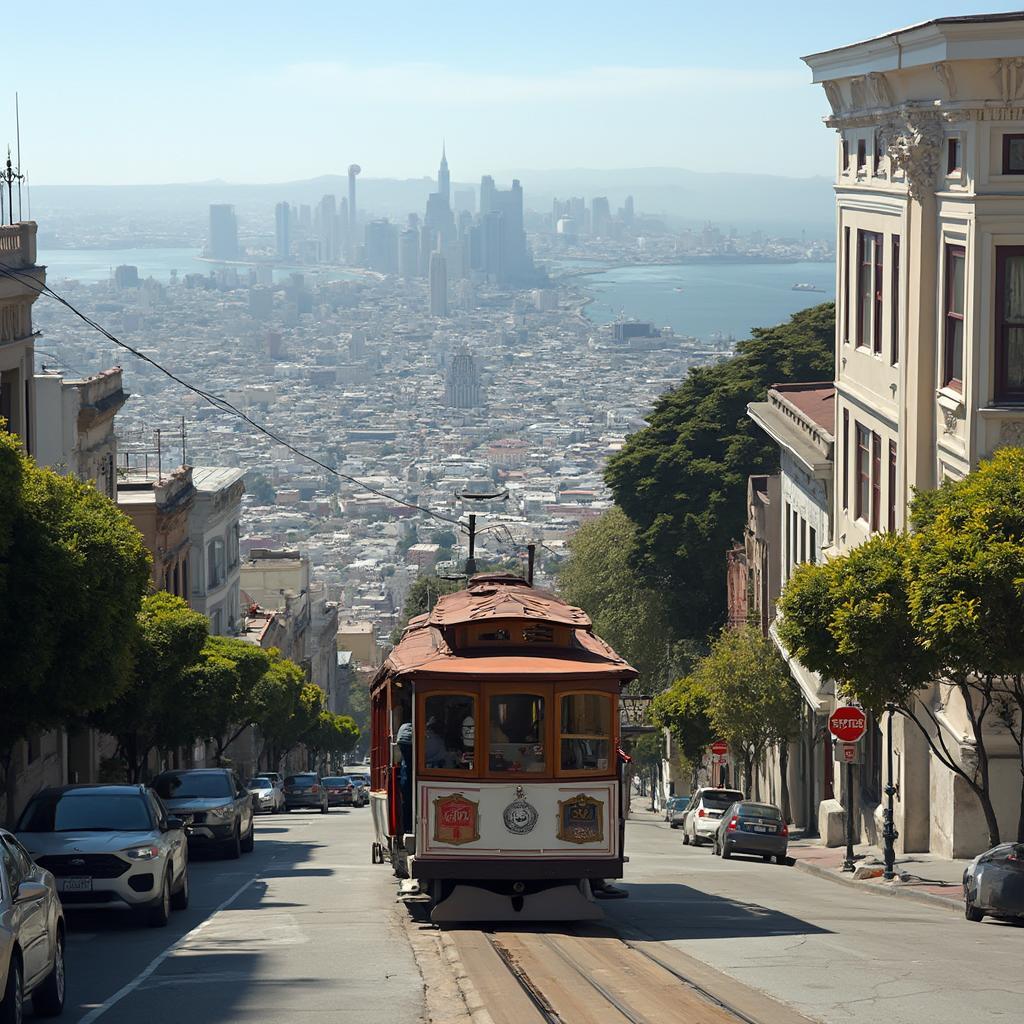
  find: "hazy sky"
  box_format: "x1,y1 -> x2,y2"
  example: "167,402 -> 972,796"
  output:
6,2 -> 1022,186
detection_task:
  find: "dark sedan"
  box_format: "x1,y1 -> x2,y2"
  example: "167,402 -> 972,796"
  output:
283,774 -> 329,813
322,777 -> 358,808
963,843 -> 1024,922
151,769 -> 255,859
712,801 -> 789,863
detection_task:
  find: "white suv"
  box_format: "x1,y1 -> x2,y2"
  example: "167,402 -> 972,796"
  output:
682,787 -> 745,847
16,785 -> 189,927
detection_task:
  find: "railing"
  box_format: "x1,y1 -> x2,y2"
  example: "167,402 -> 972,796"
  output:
0,222 -> 38,268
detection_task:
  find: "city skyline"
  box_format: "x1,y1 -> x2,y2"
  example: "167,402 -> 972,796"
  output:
6,2 -> 1022,186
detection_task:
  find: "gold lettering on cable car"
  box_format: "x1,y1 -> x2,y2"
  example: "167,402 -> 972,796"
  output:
556,793 -> 604,844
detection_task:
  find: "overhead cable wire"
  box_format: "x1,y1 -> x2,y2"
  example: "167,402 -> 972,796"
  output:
0,259 -> 462,528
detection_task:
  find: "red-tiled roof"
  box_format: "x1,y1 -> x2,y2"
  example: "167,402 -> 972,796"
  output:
772,382 -> 835,434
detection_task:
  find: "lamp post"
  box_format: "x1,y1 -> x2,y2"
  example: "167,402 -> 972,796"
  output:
882,701 -> 899,880
841,759 -> 856,872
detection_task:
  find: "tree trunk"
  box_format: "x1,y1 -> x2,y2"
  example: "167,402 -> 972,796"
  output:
779,740 -> 792,823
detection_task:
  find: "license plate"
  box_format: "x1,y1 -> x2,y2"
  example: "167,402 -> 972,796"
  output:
60,877 -> 92,893
754,825 -> 767,833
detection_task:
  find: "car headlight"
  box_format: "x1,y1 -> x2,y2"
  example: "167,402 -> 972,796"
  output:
121,845 -> 161,861
206,803 -> 234,820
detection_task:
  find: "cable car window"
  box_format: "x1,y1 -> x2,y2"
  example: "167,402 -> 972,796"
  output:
488,694 -> 546,773
559,693 -> 612,773
422,694 -> 476,771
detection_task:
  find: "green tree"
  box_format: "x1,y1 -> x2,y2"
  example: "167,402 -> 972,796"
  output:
400,574 -> 462,624
651,674 -> 714,792
605,303 -> 834,645
252,657 -> 323,770
693,627 -> 800,803
305,712 -> 360,772
558,507 -> 696,690
246,471 -> 276,505
190,636 -> 273,763
0,432 -> 151,820
91,592 -> 209,784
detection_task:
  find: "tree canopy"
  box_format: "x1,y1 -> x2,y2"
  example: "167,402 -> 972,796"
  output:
605,302 -> 834,645
0,431 -> 151,817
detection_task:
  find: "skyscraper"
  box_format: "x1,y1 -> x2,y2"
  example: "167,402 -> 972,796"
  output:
425,144 -> 456,246
477,176 -> 533,284
399,228 -> 419,281
275,201 -> 290,260
444,343 -> 483,408
438,142 -> 450,204
429,251 -> 448,317
591,196 -> 612,237
315,194 -> 339,262
208,204 -> 238,260
363,219 -> 399,274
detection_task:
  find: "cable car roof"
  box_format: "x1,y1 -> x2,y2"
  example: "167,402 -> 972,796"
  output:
427,573 -> 592,630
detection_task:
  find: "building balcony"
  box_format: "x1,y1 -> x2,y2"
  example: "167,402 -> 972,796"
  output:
0,222 -> 38,269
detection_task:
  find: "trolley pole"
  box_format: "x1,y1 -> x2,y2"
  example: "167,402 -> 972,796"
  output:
527,544 -> 536,585
882,702 -> 899,880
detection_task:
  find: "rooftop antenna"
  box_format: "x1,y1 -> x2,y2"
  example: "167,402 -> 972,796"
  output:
0,146 -> 24,226
15,92 -> 22,221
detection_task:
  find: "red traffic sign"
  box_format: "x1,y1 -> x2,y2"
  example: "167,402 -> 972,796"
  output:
710,740 -> 729,756
829,706 -> 867,743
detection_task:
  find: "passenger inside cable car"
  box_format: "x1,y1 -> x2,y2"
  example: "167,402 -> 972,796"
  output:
489,693 -> 546,773
422,694 -> 475,769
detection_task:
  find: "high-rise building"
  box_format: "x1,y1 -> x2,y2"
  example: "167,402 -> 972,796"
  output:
623,195 -> 635,225
425,144 -> 456,245
453,188 -> 475,214
429,252 -> 448,317
114,265 -> 139,289
315,194 -> 339,262
208,204 -> 238,260
478,176 -> 533,284
275,201 -> 290,260
438,142 -> 450,205
419,225 -> 436,277
444,343 -> 483,408
363,219 -> 399,274
591,196 -> 612,237
399,228 -> 419,281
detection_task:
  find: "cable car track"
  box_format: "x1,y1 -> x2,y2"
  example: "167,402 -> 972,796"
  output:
476,927 -> 780,1024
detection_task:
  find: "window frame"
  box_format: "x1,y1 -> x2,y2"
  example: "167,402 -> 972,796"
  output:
843,226 -> 851,345
1002,133 -> 1024,175
555,690 -> 617,779
481,683 -> 553,781
946,137 -> 962,176
888,439 -> 898,533
891,235 -> 901,365
416,689 -> 480,779
943,244 -> 966,392
871,432 -> 882,533
855,423 -> 870,523
856,138 -> 867,173
995,245 -> 1024,404
842,409 -> 849,512
856,230 -> 884,353
207,537 -> 227,589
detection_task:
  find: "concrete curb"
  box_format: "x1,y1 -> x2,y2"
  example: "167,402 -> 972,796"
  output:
439,929 -> 497,1024
792,857 -> 963,912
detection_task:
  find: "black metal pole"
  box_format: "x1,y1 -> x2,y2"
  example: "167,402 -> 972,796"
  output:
527,544 -> 535,585
465,513 -> 477,575
842,760 -> 856,872
883,702 -> 899,880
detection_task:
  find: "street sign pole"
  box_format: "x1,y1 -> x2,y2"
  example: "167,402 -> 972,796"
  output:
828,707 -> 866,875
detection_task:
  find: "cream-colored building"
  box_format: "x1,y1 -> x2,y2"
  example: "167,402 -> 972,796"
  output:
804,14 -> 1024,856
0,222 -> 42,452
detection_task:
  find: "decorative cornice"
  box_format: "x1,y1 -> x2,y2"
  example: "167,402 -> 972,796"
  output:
879,109 -> 946,202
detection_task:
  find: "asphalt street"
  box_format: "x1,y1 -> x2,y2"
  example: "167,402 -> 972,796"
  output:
52,807 -> 423,1024
608,812 -> 1024,1024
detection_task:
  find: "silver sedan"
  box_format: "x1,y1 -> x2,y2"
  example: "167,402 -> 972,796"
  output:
1,829 -> 66,1021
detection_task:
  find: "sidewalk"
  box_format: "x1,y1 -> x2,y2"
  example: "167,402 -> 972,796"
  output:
787,836 -> 970,912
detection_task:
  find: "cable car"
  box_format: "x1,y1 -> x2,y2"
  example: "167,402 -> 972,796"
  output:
369,572 -> 637,922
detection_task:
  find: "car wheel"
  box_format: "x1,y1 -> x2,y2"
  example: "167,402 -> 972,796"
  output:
692,835 -> 703,847
776,854 -> 788,865
32,928 -> 66,1018
321,801 -> 329,814
722,845 -> 732,860
241,819 -> 255,853
965,897 -> 985,922
763,854 -> 772,863
283,805 -> 291,813
224,825 -> 242,860
1,952 -> 23,1024
670,822 -> 677,829
682,829 -> 690,846
171,866 -> 190,910
149,872 -> 172,927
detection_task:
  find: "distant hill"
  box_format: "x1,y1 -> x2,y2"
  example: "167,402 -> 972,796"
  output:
31,167 -> 833,237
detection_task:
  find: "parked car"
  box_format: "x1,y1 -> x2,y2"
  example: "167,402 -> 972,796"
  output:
712,801 -> 789,863
665,795 -> 690,828
151,769 -> 255,859
283,774 -> 329,813
259,772 -> 283,788
346,776 -> 370,806
682,787 -> 745,846
322,777 -> 367,808
16,785 -> 189,927
963,842 -> 1024,922
246,777 -> 285,815
1,829 -> 66,1020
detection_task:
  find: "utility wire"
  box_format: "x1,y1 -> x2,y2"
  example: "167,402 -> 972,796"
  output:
0,259 -> 462,529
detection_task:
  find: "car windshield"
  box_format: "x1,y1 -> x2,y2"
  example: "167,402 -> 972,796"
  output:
701,790 -> 744,810
285,775 -> 317,788
247,778 -> 272,789
152,772 -> 233,800
322,778 -> 351,786
670,797 -> 689,808
18,793 -> 153,833
739,803 -> 782,818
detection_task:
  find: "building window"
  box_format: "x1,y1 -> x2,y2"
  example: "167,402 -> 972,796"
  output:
842,138 -> 850,171
871,432 -> 882,533
1002,133 -> 1024,174
210,609 -> 223,636
943,245 -> 966,390
995,247 -> 1024,403
228,522 -> 240,568
857,230 -> 884,353
843,226 -> 851,344
888,440 -> 898,532
800,518 -> 807,564
842,409 -> 849,511
874,132 -> 885,175
784,500 -> 792,579
856,423 -> 870,522
947,137 -> 961,175
207,538 -> 226,589
809,526 -> 817,563
857,138 -> 866,172
891,235 -> 900,365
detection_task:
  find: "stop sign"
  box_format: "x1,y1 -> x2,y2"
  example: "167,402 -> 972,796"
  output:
829,706 -> 867,743
710,740 -> 728,756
